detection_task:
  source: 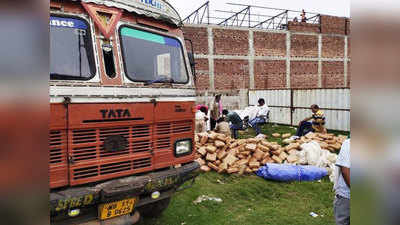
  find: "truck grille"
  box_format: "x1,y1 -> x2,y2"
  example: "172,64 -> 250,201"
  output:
72,129 -> 97,144
49,119 -> 192,186
156,137 -> 171,151
154,121 -> 192,153
72,158 -> 152,179
49,130 -> 67,164
69,125 -> 153,184
156,123 -> 171,135
173,120 -> 192,133
71,126 -> 152,162
156,120 -> 192,135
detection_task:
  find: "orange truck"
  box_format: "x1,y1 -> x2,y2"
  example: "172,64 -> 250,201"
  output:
49,0 -> 199,224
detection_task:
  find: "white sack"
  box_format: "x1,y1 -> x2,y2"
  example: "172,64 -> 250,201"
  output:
298,141 -> 338,183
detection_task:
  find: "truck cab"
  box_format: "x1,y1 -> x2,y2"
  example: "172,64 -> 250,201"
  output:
49,1 -> 199,224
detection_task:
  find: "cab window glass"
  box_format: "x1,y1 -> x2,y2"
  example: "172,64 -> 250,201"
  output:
119,27 -> 188,84
50,16 -> 96,80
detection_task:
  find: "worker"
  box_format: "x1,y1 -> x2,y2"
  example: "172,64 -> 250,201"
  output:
293,104 -> 326,138
196,104 -> 208,112
222,109 -> 243,139
248,98 -> 269,136
301,9 -> 307,22
334,139 -> 350,225
210,94 -> 222,131
195,106 -> 208,133
214,117 -> 231,137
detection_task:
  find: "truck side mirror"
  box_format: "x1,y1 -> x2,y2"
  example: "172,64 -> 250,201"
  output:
188,52 -> 196,71
185,38 -> 196,82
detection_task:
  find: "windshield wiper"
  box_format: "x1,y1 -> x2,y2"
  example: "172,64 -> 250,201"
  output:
144,77 -> 174,86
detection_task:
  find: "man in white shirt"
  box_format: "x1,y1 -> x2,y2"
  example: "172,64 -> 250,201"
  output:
334,139 -> 350,225
249,98 -> 269,135
195,106 -> 208,133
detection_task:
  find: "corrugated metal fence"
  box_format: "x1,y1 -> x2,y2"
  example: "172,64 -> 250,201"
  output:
249,89 -> 350,131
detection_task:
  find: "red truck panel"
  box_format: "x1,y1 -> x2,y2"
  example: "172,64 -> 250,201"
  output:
50,104 -> 68,188
153,102 -> 195,169
49,102 -> 195,188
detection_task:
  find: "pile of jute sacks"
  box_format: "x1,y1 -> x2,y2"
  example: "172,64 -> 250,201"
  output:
194,131 -> 348,174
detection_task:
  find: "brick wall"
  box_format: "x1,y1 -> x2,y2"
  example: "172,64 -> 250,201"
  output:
184,15 -> 350,108
345,18 -> 351,35
254,60 -> 286,89
196,90 -> 248,110
194,58 -> 209,90
322,36 -> 344,58
213,29 -> 249,55
320,15 -> 347,35
291,34 -> 319,58
290,61 -> 319,88
182,26 -> 208,55
347,37 -> 351,58
214,59 -> 249,90
322,61 -> 345,88
347,61 -> 351,87
287,21 -> 320,33
254,32 -> 286,57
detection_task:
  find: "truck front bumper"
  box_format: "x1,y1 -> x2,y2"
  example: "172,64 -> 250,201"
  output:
50,162 -> 200,225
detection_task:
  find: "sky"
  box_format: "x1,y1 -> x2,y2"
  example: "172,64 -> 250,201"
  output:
167,0 -> 350,23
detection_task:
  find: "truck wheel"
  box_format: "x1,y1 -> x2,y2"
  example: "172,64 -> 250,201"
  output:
139,197 -> 171,218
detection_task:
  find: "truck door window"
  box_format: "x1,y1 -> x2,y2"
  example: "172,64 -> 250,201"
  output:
101,42 -> 116,78
50,16 -> 96,80
119,26 -> 189,84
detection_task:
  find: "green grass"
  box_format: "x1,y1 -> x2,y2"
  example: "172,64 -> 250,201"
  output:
138,124 -> 349,225
138,173 -> 335,225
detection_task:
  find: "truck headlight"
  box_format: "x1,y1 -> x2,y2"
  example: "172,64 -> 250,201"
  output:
174,139 -> 192,157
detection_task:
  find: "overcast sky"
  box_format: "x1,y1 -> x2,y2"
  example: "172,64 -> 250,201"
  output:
168,0 -> 350,23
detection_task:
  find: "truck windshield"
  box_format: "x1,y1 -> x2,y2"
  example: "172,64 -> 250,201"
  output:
119,26 -> 189,84
50,16 -> 95,80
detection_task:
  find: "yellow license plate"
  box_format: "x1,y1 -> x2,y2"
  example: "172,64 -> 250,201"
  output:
99,198 -> 137,220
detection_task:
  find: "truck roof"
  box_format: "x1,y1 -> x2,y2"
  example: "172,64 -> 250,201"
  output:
79,0 -> 182,26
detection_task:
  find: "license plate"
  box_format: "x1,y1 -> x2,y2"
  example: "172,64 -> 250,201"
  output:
99,198 -> 137,220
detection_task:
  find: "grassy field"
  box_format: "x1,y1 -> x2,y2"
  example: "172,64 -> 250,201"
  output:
139,173 -> 336,225
138,124 -> 350,225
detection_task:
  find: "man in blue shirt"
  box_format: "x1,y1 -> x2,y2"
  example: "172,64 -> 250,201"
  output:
222,109 -> 243,139
334,139 -> 350,225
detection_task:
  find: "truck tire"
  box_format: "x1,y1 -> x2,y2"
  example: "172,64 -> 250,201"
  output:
138,197 -> 171,218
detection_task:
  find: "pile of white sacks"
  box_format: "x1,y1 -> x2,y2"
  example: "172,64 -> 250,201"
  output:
297,141 -> 338,182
